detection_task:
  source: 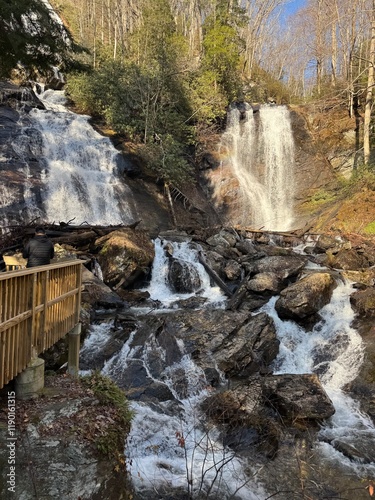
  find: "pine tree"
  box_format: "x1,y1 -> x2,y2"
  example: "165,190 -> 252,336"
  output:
0,0 -> 81,78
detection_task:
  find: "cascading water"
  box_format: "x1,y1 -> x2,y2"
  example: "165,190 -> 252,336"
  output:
143,238 -> 225,308
262,280 -> 375,476
28,88 -> 137,225
78,235 -> 375,498
218,104 -> 295,231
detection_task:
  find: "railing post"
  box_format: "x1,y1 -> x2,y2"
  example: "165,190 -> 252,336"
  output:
40,270 -> 50,351
68,323 -> 81,377
28,273 -> 37,359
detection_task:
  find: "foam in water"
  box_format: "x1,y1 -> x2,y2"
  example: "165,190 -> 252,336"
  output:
143,238 -> 226,307
29,89 -> 136,225
100,330 -> 266,499
261,280 -> 375,475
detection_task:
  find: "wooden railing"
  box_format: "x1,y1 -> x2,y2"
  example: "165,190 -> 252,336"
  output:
0,260 -> 85,389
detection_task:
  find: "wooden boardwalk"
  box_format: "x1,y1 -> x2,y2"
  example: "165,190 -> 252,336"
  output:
0,260 -> 85,389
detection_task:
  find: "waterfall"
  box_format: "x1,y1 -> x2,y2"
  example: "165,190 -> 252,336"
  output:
142,238 -> 226,307
261,281 -> 375,477
219,103 -> 295,231
28,89 -> 137,225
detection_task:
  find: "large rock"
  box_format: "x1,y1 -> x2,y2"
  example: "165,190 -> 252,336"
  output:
95,229 -> 154,288
81,268 -> 124,309
247,272 -> 282,295
350,288 -> 375,318
213,312 -> 279,377
202,373 -> 335,424
261,373 -> 335,420
167,257 -> 201,293
251,255 -> 306,281
327,248 -> 370,270
275,272 -> 336,322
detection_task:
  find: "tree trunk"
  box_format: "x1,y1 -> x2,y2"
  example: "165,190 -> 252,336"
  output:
364,0 -> 375,165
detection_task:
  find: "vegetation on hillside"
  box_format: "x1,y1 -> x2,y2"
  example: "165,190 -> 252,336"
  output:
0,0 -> 85,78
1,0 -> 374,215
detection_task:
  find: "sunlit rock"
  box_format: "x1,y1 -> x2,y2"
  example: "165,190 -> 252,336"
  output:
167,257 -> 201,293
275,272 -> 336,323
95,229 -> 154,289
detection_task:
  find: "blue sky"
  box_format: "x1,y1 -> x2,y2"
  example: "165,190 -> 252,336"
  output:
283,0 -> 306,17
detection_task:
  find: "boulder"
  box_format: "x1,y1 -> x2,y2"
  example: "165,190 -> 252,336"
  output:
350,288 -> 375,317
247,272 -> 282,295
261,373 -> 335,420
213,312 -> 279,377
167,258 -> 201,293
223,259 -> 242,280
81,268 -> 124,309
275,272 -> 336,322
95,229 -> 154,288
327,248 -> 369,270
252,255 -> 306,281
201,378 -> 264,426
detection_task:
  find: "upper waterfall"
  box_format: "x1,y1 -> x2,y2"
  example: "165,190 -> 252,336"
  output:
218,103 -> 296,231
29,89 -> 136,225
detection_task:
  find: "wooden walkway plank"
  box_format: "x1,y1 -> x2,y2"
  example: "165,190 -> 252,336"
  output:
0,260 -> 87,389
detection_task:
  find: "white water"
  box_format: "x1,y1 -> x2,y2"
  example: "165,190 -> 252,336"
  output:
261,280 -> 375,476
29,89 -> 136,225
98,327 -> 266,499
219,104 -> 295,231
79,249 -> 375,497
142,238 -> 226,308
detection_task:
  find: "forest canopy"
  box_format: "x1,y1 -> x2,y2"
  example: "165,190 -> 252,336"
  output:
1,0 -> 374,184
0,0 -> 84,78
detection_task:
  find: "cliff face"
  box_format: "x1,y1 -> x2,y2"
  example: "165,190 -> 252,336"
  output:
0,80 -> 368,236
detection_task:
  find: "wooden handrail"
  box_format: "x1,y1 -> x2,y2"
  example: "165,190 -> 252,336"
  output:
0,260 -> 86,389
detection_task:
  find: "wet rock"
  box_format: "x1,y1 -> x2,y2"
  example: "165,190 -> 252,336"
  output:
262,373 -> 335,421
235,238 -> 259,256
202,378 -> 264,426
204,250 -> 226,278
252,255 -> 306,281
213,312 -> 279,377
327,248 -> 370,270
167,257 -> 201,293
115,359 -> 175,402
313,234 -> 345,254
275,272 -> 336,323
81,268 -> 124,309
206,229 -> 237,248
223,259 -> 242,280
331,439 -> 375,464
172,296 -> 208,309
350,288 -> 375,317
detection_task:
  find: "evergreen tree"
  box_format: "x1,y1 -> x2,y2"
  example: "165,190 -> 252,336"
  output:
0,0 -> 81,78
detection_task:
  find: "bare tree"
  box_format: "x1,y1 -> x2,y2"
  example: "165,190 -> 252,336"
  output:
364,0 -> 375,165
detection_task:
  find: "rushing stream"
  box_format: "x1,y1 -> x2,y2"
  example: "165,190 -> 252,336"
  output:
79,238 -> 375,499
7,89 -> 373,497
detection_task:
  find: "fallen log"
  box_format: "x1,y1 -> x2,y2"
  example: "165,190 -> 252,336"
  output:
226,274 -> 250,310
51,230 -> 99,247
197,252 -> 233,297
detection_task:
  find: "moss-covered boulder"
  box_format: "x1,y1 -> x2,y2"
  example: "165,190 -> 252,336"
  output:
95,229 -> 154,289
